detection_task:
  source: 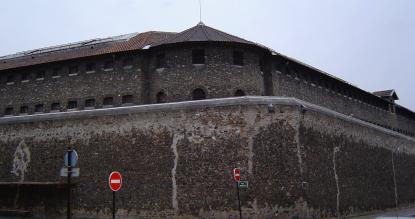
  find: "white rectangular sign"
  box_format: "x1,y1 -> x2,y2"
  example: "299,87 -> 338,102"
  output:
60,167 -> 80,177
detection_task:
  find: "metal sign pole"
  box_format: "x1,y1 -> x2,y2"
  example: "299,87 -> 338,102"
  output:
67,146 -> 72,219
112,191 -> 115,219
236,182 -> 242,219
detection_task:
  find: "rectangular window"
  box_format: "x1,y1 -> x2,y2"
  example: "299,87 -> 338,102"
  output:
122,95 -> 133,104
259,59 -> 265,72
233,51 -> 244,66
67,100 -> 78,110
52,67 -> 61,78
51,102 -> 60,111
36,71 -> 45,80
21,72 -> 30,82
123,58 -> 133,69
69,66 -> 79,76
85,99 -> 95,108
156,53 -> 166,68
192,49 -> 205,64
103,60 -> 114,71
35,104 -> 44,113
86,63 -> 96,73
4,107 -> 14,116
6,75 -> 14,84
20,106 -> 28,114
103,97 -> 114,106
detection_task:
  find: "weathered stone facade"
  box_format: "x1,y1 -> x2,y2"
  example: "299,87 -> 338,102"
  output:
0,97 -> 414,218
1,23 -> 415,218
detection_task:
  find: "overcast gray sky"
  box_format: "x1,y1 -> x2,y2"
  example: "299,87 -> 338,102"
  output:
1,0 -> 414,110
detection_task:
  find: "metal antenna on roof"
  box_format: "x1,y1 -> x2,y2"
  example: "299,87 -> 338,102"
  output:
198,0 -> 205,25
199,0 -> 202,23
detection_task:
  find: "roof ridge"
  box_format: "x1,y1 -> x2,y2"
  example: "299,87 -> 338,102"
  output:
0,32 -> 140,61
200,25 -> 211,41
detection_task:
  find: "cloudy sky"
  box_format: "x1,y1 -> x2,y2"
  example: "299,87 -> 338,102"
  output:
1,0 -> 414,110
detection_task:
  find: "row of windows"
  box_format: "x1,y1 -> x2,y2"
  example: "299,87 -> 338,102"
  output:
2,88 -> 247,116
2,58 -> 134,84
278,67 -> 392,112
155,50 -> 245,68
2,95 -> 134,116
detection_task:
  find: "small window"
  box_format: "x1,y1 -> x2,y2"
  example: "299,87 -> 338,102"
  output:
123,58 -> 133,69
259,59 -> 265,72
234,90 -> 246,96
69,66 -> 78,75
6,75 -> 14,84
51,102 -> 61,111
52,67 -> 61,77
103,97 -> 114,106
21,72 -> 30,81
192,49 -> 205,64
67,100 -> 78,110
156,91 -> 166,103
104,60 -> 114,71
5,107 -> 14,116
233,51 -> 244,66
36,71 -> 45,80
156,53 -> 166,68
122,95 -> 133,104
35,104 -> 44,113
20,106 -> 28,114
85,99 -> 95,108
192,88 -> 206,100
86,63 -> 96,73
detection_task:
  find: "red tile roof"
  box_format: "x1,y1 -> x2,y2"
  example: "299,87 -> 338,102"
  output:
0,31 -> 175,71
0,23 -> 276,71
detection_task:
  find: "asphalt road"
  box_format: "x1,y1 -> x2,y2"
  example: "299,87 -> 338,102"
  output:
349,206 -> 415,219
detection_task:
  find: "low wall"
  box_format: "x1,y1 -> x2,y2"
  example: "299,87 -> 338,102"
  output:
0,97 -> 414,219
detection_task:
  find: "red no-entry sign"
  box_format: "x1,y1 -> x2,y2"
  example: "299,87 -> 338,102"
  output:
233,168 -> 241,182
109,171 -> 122,192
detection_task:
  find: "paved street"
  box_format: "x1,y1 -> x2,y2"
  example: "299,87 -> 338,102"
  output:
349,206 -> 415,219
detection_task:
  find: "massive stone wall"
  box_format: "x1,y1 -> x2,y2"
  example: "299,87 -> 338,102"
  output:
0,97 -> 414,219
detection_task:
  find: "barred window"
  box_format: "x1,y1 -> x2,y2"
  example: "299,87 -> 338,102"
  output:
233,51 -> 244,66
104,60 -> 114,70
51,102 -> 61,111
35,104 -> 44,113
67,100 -> 78,110
192,49 -> 205,64
156,53 -> 166,68
20,106 -> 28,114
103,97 -> 114,106
85,99 -> 95,108
5,107 -> 14,115
122,95 -> 133,104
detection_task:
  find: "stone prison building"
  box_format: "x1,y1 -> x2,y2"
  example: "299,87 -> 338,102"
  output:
0,23 -> 414,219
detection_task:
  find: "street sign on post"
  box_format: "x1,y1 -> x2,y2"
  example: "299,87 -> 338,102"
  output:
109,171 -> 122,192
233,167 -> 242,219
233,168 -> 241,182
109,171 -> 122,219
60,167 -> 80,177
238,181 -> 249,189
64,150 -> 78,167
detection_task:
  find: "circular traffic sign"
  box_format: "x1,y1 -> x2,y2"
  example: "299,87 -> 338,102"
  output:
233,168 -> 241,182
109,171 -> 122,192
64,149 -> 78,167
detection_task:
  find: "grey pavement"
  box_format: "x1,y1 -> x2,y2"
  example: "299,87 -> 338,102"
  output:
349,206 -> 415,219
